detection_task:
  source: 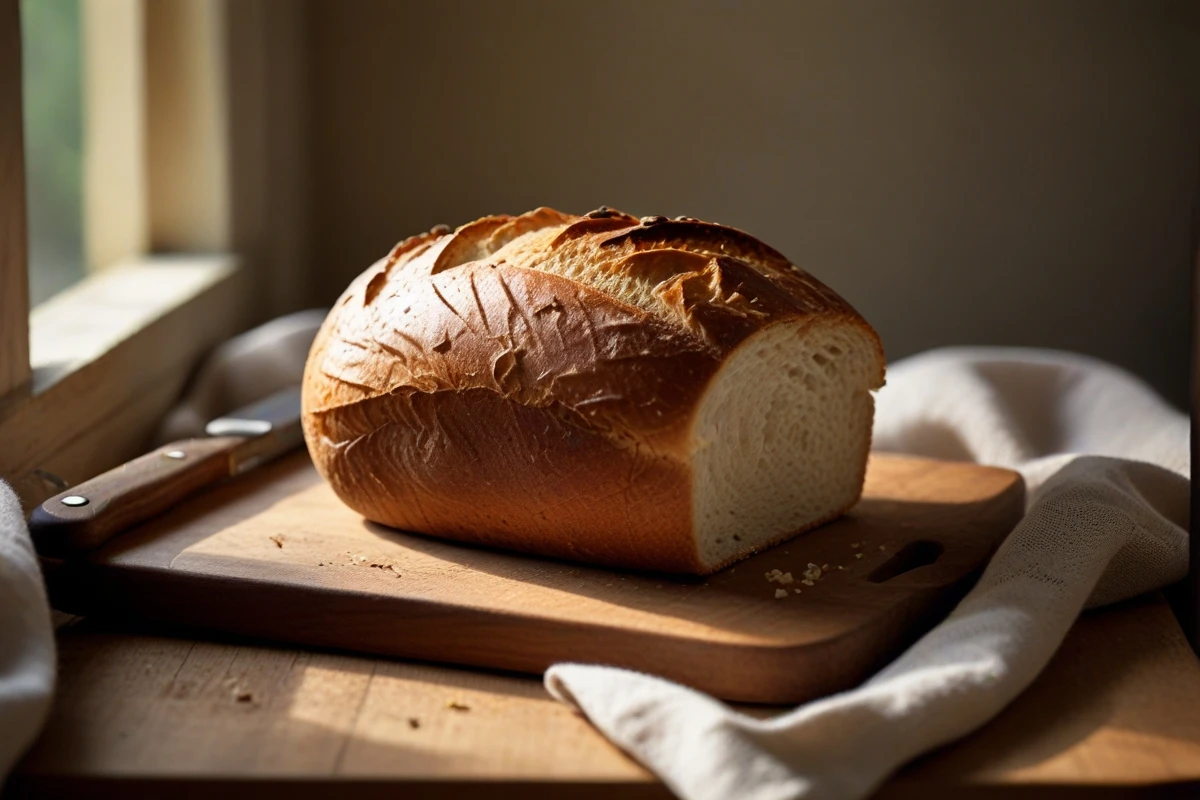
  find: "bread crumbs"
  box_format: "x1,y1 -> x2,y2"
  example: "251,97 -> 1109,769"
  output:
765,569 -> 794,585
774,589 -> 788,599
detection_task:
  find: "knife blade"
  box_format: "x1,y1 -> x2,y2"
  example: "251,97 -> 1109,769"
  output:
29,385 -> 304,558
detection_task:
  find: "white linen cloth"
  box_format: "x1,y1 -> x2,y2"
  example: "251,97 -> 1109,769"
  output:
545,347 -> 1191,800
0,480 -> 54,778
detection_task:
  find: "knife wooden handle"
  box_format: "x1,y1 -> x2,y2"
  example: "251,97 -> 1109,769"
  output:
29,436 -> 243,558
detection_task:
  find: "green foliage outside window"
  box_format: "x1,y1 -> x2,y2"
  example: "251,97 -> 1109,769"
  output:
22,0 -> 84,306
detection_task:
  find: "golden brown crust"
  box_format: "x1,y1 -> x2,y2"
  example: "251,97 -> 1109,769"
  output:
302,207 -> 884,573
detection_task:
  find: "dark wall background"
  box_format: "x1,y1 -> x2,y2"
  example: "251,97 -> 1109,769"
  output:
305,0 -> 1199,408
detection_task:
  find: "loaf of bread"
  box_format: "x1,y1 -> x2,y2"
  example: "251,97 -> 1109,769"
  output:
302,207 -> 885,574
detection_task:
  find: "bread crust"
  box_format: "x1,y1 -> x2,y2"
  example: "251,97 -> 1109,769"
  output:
303,207 -> 884,573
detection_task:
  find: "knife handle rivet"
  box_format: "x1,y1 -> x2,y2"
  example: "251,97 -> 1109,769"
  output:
61,495 -> 89,507
164,450 -> 187,460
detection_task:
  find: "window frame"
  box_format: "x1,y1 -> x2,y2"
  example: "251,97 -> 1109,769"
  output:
0,0 -> 29,409
0,0 -> 309,510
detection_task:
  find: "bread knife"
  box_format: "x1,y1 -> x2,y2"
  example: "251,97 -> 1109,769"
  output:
29,385 -> 304,558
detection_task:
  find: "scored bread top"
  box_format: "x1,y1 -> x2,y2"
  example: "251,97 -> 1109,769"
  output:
303,207 -> 882,460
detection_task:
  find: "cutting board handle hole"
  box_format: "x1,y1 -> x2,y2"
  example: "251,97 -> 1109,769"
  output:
867,540 -> 944,583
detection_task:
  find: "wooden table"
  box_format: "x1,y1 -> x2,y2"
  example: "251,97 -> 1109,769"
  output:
6,593 -> 1200,799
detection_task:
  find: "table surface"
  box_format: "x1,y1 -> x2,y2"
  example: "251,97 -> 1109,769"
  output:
7,592 -> 1200,799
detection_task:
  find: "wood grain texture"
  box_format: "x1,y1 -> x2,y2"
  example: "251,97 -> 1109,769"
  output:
45,452 -> 1025,703
10,595 -> 1200,797
0,0 -> 30,403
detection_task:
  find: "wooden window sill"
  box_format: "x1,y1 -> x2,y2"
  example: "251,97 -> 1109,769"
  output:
1,255 -> 244,510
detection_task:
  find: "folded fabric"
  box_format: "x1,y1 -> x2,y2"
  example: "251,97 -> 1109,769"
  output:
0,480 -> 55,779
546,347 -> 1190,800
155,309 -> 327,443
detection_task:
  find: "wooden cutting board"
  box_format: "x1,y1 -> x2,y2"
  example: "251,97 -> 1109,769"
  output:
45,451 -> 1024,704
